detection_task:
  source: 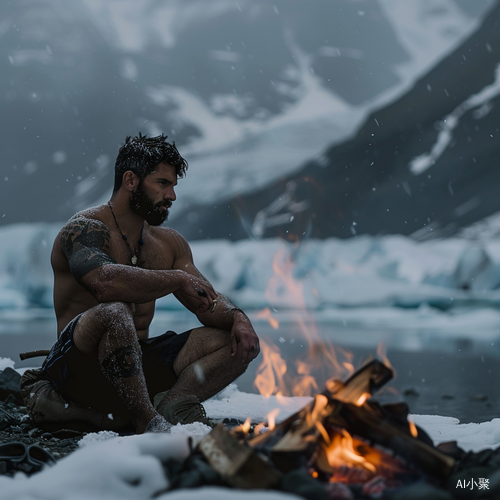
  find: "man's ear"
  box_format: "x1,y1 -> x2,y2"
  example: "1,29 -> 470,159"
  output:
122,171 -> 139,191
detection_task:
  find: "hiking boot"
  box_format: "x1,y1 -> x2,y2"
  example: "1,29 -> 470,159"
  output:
144,415 -> 172,433
155,395 -> 210,426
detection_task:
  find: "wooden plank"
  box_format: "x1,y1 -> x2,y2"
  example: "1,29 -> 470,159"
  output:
197,424 -> 282,489
249,360 -> 393,450
324,401 -> 456,480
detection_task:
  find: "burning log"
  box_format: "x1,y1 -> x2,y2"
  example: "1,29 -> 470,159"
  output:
249,359 -> 393,450
197,423 -> 282,489
319,400 -> 456,481
248,359 -> 456,483
195,357 -> 458,497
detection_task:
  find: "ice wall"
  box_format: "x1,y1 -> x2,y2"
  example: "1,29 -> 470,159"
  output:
2,223 -> 500,314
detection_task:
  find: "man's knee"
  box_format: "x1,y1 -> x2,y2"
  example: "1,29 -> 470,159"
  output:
95,301 -> 135,326
74,301 -> 135,354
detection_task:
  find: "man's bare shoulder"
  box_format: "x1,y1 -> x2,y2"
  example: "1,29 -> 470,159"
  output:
64,205 -> 109,225
148,226 -> 192,259
58,206 -> 109,237
149,226 -> 187,244
57,206 -> 112,257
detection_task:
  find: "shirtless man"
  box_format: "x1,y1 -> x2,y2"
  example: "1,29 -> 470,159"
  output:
21,134 -> 260,434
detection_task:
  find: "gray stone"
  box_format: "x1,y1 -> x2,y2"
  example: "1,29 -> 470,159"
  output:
0,368 -> 22,402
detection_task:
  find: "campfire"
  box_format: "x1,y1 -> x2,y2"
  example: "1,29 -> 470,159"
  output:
195,358 -> 456,498
171,246 -> 469,498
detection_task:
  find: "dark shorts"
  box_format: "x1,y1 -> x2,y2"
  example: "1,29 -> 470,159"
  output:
42,314 -> 192,418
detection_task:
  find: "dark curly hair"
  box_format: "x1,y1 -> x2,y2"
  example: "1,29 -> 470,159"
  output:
113,133 -> 188,191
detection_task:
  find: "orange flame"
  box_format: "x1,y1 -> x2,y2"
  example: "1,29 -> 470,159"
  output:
293,360 -> 319,397
256,307 -> 279,329
355,392 -> 371,406
233,417 -> 251,435
254,423 -> 266,435
266,248 -> 305,309
324,429 -> 376,475
257,247 -> 357,398
343,362 -> 355,374
267,408 -> 281,431
255,246 -> 369,401
305,394 -> 329,429
408,416 -> 418,438
325,378 -> 340,394
254,339 -> 288,397
377,342 -> 392,370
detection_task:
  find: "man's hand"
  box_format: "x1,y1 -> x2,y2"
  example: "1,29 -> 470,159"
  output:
175,270 -> 218,314
230,311 -> 260,365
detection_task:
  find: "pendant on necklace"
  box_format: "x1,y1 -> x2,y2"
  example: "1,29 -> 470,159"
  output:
131,255 -> 138,265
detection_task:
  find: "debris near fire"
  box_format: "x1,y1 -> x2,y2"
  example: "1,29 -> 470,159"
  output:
191,359 -> 462,499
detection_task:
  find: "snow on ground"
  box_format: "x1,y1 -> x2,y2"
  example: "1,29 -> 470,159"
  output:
0,375 -> 499,500
0,357 -> 15,371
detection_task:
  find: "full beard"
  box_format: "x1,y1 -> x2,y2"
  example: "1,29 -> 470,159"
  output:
129,183 -> 169,226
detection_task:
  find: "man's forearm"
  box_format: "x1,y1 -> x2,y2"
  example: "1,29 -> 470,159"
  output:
88,264 -> 184,303
195,293 -> 250,330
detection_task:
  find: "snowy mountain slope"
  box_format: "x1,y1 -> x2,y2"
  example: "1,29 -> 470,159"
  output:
172,0 -> 500,241
0,0 -> 492,230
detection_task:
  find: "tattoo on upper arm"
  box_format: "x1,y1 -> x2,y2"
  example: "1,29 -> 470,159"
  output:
61,218 -> 117,282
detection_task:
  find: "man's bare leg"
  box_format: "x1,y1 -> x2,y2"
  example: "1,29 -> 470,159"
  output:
73,302 -> 159,433
156,327 -> 248,410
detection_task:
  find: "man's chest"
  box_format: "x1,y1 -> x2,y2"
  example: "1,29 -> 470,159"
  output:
109,234 -> 175,270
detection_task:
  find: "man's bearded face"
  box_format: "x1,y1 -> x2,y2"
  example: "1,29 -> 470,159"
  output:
129,180 -> 168,226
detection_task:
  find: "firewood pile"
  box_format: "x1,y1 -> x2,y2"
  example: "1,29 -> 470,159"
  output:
159,359 -> 500,499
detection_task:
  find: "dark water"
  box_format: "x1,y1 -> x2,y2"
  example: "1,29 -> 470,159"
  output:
1,315 -> 499,424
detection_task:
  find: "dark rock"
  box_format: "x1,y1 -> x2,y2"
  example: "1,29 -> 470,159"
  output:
383,481 -> 453,499
280,470 -> 329,500
469,394 -> 488,402
222,418 -> 242,426
41,432 -> 53,440
28,428 -> 42,438
5,395 -> 20,406
324,481 -> 354,499
436,441 -> 466,461
488,468 -> 500,497
0,368 -> 22,402
0,407 -> 17,432
167,454 -> 223,490
51,429 -> 84,439
57,439 -> 74,448
403,388 -> 420,397
442,395 -> 454,400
